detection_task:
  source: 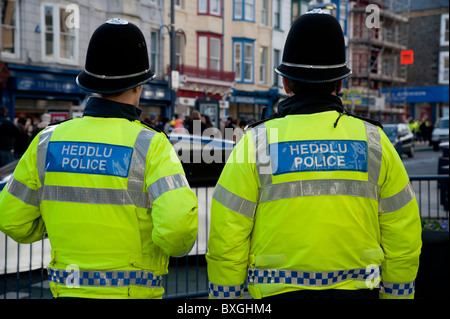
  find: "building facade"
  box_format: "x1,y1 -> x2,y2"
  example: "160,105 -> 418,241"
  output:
164,0 -> 296,128
345,0 -> 411,123
0,0 -> 170,122
399,0 -> 448,123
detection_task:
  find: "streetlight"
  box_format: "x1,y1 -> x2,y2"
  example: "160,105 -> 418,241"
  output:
159,0 -> 186,120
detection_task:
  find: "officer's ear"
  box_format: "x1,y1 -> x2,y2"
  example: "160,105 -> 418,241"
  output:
282,77 -> 293,96
336,80 -> 344,94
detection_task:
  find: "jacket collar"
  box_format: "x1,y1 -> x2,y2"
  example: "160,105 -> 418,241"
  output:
83,97 -> 142,121
277,93 -> 344,117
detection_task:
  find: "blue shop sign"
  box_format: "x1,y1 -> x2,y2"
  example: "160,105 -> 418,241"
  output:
15,78 -> 84,94
383,86 -> 449,104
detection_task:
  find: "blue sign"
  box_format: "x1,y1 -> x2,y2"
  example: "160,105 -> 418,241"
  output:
46,142 -> 133,178
270,140 -> 368,175
16,78 -> 84,94
383,86 -> 449,104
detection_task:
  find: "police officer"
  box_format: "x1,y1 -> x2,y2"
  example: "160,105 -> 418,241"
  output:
0,106 -> 20,167
206,11 -> 421,299
0,19 -> 198,299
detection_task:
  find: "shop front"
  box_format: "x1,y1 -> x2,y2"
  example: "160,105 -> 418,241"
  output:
140,80 -> 171,119
228,88 -> 280,126
383,86 -> 449,124
0,63 -> 86,124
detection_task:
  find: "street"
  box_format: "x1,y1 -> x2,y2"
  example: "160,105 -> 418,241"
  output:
402,142 -> 442,176
402,142 -> 448,219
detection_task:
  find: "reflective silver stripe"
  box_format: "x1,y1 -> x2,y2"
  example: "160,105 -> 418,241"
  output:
41,185 -> 139,206
48,268 -> 162,288
365,123 -> 382,186
209,282 -> 245,299
258,179 -> 379,204
37,127 -> 155,209
83,68 -> 155,80
380,280 -> 415,297
213,184 -> 257,218
147,173 -> 190,204
254,123 -> 383,205
37,125 -> 59,187
248,267 -> 381,287
251,124 -> 272,187
128,129 -> 155,208
379,182 -> 415,214
282,61 -> 348,69
6,177 -> 39,207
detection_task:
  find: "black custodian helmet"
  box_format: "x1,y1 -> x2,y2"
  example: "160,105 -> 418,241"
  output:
275,9 -> 352,83
77,18 -> 155,94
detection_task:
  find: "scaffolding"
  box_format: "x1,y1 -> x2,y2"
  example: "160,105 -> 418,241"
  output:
347,0 -> 411,122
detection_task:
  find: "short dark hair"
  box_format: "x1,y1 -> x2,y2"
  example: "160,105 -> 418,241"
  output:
0,106 -> 7,116
285,78 -> 341,96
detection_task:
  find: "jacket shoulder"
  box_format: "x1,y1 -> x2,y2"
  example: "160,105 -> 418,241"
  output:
244,114 -> 281,131
139,121 -> 168,138
346,114 -> 383,129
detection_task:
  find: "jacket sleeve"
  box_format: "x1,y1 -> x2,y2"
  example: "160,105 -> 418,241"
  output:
206,132 -> 259,299
0,137 -> 45,244
146,133 -> 198,258
378,129 -> 422,299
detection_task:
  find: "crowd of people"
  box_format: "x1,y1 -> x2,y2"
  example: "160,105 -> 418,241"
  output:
0,106 -> 53,167
141,111 -> 257,140
408,118 -> 435,144
1,104 -> 259,168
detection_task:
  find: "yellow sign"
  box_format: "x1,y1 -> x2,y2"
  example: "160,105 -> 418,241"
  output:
342,90 -> 362,105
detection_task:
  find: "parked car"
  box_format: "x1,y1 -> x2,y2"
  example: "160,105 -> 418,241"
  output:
168,133 -> 235,185
383,123 -> 415,158
0,159 -> 18,191
431,117 -> 449,151
0,134 -> 235,190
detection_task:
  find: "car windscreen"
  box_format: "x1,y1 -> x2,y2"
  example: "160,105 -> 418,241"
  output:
438,119 -> 449,129
383,126 -> 398,142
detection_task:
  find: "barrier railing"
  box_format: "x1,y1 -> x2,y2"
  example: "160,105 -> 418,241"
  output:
1,176 -> 448,299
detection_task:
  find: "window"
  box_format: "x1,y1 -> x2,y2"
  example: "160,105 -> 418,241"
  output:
441,14 -> 449,46
260,46 -> 267,84
175,0 -> 183,9
234,0 -> 254,22
261,0 -> 268,26
273,49 -> 281,86
439,51 -> 449,84
198,33 -> 222,71
291,0 -> 309,24
150,31 -> 159,75
273,0 -> 281,29
175,33 -> 184,68
1,0 -> 19,58
234,38 -> 254,83
199,0 -> 221,16
41,4 -> 78,64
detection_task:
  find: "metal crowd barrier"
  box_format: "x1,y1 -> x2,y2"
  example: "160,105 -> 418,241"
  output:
1,177 -> 448,299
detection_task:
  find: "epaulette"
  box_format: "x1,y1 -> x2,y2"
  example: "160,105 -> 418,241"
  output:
48,118 -> 74,126
244,113 -> 281,131
140,121 -> 168,138
346,114 -> 383,129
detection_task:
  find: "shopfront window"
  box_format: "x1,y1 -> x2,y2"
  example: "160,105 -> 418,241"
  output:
1,0 -> 19,58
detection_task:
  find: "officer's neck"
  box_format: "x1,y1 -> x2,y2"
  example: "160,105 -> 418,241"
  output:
100,86 -> 143,108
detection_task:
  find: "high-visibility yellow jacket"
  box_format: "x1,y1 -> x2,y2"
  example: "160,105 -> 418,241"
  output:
0,97 -> 198,299
206,96 -> 422,299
